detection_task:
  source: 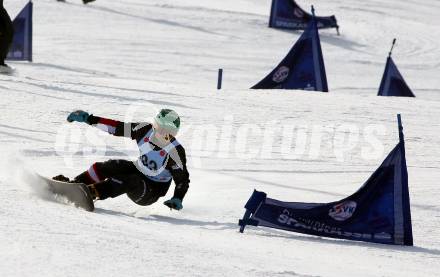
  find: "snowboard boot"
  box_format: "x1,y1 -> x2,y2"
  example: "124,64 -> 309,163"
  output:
83,0 -> 96,4
86,184 -> 100,200
52,174 -> 70,182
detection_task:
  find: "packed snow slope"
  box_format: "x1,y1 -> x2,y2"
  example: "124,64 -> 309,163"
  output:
1,0 -> 440,276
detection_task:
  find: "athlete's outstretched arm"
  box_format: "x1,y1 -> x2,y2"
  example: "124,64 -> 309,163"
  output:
86,114 -> 134,137
66,110 -> 142,139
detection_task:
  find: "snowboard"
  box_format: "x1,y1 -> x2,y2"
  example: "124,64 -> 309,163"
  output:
39,176 -> 95,212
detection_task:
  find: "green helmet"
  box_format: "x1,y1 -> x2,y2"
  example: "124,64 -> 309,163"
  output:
153,109 -> 181,137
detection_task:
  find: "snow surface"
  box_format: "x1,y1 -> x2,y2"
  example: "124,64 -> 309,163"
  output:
1,0 -> 440,276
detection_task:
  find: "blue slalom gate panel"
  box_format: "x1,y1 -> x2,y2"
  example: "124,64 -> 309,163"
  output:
239,115 -> 413,246
7,1 -> 33,62
378,57 -> 415,97
252,7 -> 328,92
269,0 -> 338,33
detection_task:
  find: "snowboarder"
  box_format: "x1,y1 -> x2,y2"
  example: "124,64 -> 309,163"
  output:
0,0 -> 14,73
54,109 -> 190,211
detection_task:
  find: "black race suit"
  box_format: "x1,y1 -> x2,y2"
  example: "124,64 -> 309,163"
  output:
74,114 -> 190,206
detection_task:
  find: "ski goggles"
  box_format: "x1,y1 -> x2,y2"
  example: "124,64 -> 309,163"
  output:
152,122 -> 174,141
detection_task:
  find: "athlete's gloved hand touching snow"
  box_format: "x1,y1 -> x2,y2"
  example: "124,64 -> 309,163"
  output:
67,110 -> 89,123
164,197 -> 183,210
